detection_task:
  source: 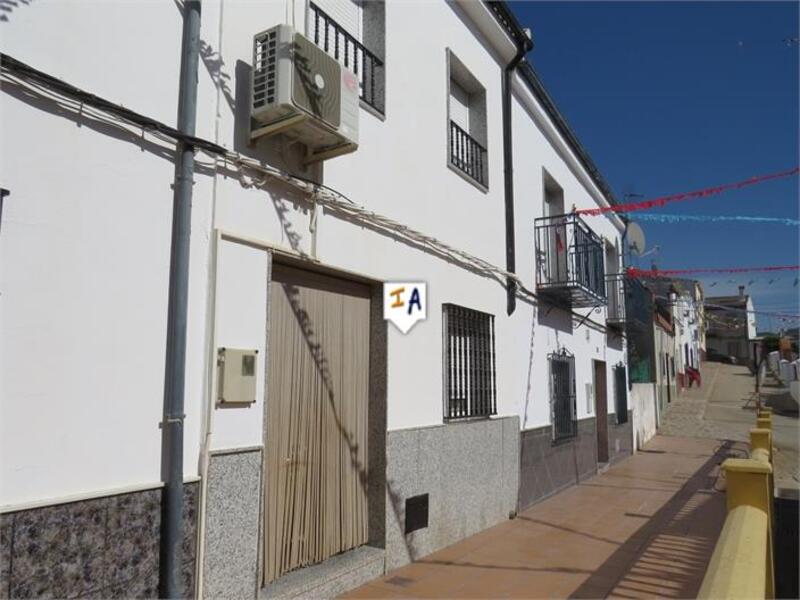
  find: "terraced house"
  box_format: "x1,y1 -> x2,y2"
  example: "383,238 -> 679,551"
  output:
0,1 -> 633,597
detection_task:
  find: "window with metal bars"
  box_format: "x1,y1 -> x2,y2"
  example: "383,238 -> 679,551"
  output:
549,349 -> 576,441
447,50 -> 488,189
614,364 -> 628,424
443,304 -> 496,419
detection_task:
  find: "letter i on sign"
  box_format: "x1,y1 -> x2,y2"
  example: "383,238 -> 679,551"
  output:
384,282 -> 427,333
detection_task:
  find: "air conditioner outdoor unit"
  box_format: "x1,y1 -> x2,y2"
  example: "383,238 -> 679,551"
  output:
251,24 -> 359,163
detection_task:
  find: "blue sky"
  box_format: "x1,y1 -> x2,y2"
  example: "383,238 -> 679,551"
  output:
507,1 -> 799,332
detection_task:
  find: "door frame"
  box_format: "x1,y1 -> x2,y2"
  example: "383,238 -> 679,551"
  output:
593,359 -> 609,464
258,252 -> 388,587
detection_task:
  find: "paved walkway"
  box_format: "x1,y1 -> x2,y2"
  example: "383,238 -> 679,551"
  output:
343,436 -> 743,599
659,361 -> 799,490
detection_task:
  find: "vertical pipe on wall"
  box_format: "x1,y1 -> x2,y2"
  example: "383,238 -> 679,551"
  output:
160,1 -> 202,597
501,33 -> 532,315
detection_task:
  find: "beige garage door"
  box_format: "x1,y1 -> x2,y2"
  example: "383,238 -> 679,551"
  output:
263,264 -> 371,584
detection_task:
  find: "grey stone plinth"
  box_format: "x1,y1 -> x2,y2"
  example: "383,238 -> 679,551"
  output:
261,545 -> 385,600
518,417 -> 599,511
202,448 -> 263,600
384,416 -> 519,571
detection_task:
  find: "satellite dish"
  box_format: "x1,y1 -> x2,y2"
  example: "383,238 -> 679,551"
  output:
628,222 -> 646,255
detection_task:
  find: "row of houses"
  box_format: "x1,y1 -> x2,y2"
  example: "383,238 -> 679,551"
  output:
0,1 -> 714,598
626,277 -> 706,445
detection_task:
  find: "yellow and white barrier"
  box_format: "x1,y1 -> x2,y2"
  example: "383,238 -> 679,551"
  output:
698,409 -> 774,599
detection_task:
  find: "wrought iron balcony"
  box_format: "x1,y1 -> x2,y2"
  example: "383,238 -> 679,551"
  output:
606,272 -> 627,327
534,213 -> 607,308
309,2 -> 385,115
450,121 -> 487,187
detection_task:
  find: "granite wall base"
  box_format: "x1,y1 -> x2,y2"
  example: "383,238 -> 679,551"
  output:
384,416 -> 519,571
518,417 -> 598,511
0,482 -> 198,599
202,448 -> 262,600
607,411 -> 634,465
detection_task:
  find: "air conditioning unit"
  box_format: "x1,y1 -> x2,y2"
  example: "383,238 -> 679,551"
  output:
251,25 -> 359,163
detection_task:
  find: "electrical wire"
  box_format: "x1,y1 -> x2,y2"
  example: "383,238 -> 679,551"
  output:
1,52 -> 623,335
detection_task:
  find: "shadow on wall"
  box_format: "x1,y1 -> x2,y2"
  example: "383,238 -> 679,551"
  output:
0,0 -> 34,22
522,307 -> 537,429
607,328 -> 624,352
537,303 -> 574,335
172,0 -> 321,182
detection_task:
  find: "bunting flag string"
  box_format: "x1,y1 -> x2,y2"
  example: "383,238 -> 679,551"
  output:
578,166 -> 799,216
633,213 -> 800,226
627,265 -> 800,278
704,302 -> 800,320
698,276 -> 798,288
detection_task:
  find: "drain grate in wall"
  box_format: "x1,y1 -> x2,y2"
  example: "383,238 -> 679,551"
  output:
405,494 -> 429,534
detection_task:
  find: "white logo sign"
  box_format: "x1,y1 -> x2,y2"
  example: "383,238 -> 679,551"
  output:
383,282 -> 427,334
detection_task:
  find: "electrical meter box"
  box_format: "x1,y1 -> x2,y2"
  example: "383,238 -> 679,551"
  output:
217,347 -> 258,406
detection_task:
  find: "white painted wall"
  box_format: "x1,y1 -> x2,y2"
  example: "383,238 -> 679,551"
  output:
1,0 -> 627,506
631,383 -> 657,448
746,297 -> 757,341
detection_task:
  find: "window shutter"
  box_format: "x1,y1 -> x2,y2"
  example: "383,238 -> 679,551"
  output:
449,80 -> 470,132
313,0 -> 362,40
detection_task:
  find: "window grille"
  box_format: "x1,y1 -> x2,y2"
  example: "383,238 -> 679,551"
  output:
614,363 -> 628,424
443,304 -> 496,419
309,2 -> 385,114
549,349 -> 576,441
449,121 -> 487,186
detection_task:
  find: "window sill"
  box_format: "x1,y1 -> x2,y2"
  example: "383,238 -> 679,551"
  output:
551,433 -> 579,446
360,99 -> 385,121
444,414 -> 495,424
447,162 -> 488,194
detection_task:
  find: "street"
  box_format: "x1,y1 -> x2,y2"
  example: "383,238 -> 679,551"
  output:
342,361 -> 798,598
659,361 -> 799,491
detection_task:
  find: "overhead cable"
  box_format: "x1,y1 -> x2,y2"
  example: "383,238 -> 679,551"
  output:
1,52 -> 622,335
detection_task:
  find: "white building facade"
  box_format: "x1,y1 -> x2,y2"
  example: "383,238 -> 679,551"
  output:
0,2 -> 630,597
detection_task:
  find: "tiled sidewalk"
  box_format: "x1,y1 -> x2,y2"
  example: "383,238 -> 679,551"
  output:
342,436 -> 744,599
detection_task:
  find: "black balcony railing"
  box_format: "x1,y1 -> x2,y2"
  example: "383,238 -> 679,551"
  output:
534,213 -> 606,307
309,2 -> 385,115
449,121 -> 487,187
606,272 -> 626,326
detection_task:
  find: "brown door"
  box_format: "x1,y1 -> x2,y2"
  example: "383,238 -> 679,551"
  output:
594,360 -> 609,464
263,264 -> 371,583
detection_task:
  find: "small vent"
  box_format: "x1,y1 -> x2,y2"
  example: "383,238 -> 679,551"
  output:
404,494 -> 429,535
253,30 -> 278,109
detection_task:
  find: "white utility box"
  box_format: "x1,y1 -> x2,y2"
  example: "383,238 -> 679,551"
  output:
217,348 -> 258,406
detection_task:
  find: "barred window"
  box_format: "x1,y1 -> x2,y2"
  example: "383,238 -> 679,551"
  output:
549,349 -> 576,441
443,304 -> 496,419
614,364 -> 628,424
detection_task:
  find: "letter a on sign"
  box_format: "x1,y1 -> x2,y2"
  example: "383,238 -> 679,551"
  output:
384,282 -> 427,334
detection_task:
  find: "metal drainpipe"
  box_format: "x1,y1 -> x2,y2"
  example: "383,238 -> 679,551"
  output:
159,1 -> 202,597
502,34 -> 532,315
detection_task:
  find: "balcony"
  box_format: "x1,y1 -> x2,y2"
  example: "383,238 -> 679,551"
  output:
534,213 -> 606,308
606,272 -> 626,328
449,121 -> 487,187
309,2 -> 385,115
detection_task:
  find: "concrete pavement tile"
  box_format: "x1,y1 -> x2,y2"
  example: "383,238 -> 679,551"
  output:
343,433 -> 728,600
